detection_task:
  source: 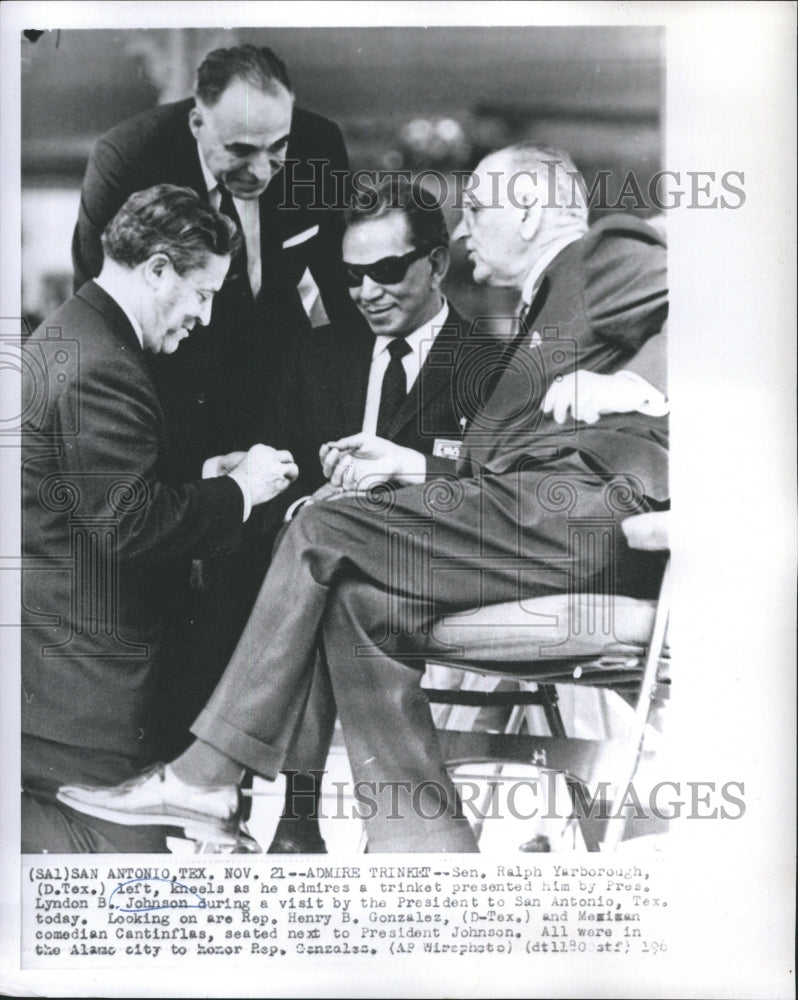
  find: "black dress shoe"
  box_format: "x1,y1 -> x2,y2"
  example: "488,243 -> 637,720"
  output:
267,818 -> 327,854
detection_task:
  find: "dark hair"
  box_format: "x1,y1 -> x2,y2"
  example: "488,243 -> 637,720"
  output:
345,176 -> 449,253
101,184 -> 240,274
196,44 -> 292,105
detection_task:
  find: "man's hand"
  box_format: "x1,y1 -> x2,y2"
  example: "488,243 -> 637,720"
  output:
216,450 -> 248,475
542,370 -> 663,424
227,444 -> 299,507
319,433 -> 425,490
621,511 -> 670,551
202,450 -> 247,478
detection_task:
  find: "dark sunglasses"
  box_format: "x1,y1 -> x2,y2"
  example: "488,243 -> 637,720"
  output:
343,246 -> 432,287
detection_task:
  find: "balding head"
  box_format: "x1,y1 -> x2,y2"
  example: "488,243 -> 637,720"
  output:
452,143 -> 589,289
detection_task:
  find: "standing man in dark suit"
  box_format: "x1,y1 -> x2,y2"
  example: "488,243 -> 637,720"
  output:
72,44 -> 361,742
22,185 -> 297,853
59,145 -> 669,853
73,43 -> 358,476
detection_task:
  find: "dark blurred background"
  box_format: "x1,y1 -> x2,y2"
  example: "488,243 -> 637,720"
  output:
21,25 -> 664,328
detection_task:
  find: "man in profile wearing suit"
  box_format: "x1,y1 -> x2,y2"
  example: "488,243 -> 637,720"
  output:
72,44 -> 361,734
59,144 -> 669,853
22,185 -> 297,853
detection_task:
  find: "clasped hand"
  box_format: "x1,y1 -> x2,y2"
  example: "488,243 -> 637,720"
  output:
215,445 -> 298,506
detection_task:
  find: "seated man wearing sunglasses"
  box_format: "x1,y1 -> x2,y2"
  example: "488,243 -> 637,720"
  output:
266,176 -> 473,523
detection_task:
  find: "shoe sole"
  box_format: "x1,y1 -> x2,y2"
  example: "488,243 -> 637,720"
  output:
56,792 -> 240,843
266,838 -> 328,854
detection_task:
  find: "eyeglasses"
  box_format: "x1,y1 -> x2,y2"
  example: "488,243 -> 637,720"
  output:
343,247 -> 432,287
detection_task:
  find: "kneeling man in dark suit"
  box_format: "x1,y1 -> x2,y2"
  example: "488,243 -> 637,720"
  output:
22,185 -> 297,853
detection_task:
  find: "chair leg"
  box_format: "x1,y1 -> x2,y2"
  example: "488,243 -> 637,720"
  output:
601,562 -> 672,852
563,775 -> 607,852
454,704 -> 527,844
536,684 -> 606,852
538,684 -> 567,738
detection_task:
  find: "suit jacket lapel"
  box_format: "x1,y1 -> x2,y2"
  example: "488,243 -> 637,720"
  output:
77,282 -> 145,356
258,189 -> 282,288
76,282 -> 166,424
338,323 -> 374,435
170,100 -> 209,199
257,120 -> 301,296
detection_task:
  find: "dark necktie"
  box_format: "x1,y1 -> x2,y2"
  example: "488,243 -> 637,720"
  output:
502,276 -> 551,366
376,338 -> 412,437
217,185 -> 252,300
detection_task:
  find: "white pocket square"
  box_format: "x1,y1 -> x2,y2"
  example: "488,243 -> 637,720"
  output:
282,225 -> 319,248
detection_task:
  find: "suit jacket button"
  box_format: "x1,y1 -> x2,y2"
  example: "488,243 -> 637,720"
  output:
196,392 -> 206,404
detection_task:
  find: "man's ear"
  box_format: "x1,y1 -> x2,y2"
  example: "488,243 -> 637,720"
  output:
519,200 -> 543,242
188,106 -> 203,140
511,172 -> 543,242
143,253 -> 172,288
428,246 -> 450,286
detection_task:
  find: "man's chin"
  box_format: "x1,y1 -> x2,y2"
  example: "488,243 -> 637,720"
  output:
227,181 -> 269,199
361,309 -> 399,335
469,262 -> 490,285
162,332 -> 189,354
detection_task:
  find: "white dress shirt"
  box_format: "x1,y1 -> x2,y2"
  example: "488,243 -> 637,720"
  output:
197,147 -> 262,300
361,299 -> 450,435
282,299 -> 450,522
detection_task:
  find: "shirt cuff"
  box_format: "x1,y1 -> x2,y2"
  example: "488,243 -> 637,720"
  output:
284,495 -> 312,522
202,456 -> 221,479
617,370 -> 670,417
227,470 -> 252,522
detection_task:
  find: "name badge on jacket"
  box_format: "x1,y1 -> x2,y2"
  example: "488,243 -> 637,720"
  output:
433,439 -> 462,458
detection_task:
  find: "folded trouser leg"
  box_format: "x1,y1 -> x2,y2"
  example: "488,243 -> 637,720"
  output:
281,652 -> 337,776
190,512 -> 337,778
322,579 -> 480,853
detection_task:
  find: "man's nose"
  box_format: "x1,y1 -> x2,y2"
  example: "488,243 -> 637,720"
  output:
358,275 -> 384,299
249,149 -> 282,182
196,298 -> 214,327
452,216 -> 468,242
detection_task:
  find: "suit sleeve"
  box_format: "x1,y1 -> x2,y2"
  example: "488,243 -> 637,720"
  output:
301,120 -> 364,328
623,326 -> 667,395
582,220 -> 668,378
58,357 -> 243,563
72,135 -> 138,291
